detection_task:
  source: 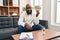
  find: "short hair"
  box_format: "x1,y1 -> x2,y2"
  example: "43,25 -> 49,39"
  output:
26,4 -> 31,9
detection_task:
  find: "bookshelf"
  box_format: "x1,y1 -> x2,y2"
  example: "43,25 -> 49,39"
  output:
0,0 -> 20,16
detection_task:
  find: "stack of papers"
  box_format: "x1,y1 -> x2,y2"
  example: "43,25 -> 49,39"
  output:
19,32 -> 34,40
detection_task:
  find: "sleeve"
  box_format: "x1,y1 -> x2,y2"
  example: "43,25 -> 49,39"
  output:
18,13 -> 25,27
33,11 -> 39,25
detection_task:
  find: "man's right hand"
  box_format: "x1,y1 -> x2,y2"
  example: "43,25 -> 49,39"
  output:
25,23 -> 32,30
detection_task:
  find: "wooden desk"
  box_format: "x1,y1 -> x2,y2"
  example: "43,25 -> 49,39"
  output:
12,30 -> 44,40
44,29 -> 60,40
12,29 -> 60,40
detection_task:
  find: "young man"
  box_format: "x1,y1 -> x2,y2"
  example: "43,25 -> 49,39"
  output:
18,4 -> 43,33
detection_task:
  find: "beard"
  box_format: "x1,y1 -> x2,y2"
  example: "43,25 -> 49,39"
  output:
26,10 -> 32,15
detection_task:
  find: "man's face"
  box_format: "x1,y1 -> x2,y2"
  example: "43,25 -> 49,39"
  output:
26,4 -> 32,15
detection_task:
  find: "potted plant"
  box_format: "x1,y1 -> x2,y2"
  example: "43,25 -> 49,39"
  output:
22,7 -> 26,11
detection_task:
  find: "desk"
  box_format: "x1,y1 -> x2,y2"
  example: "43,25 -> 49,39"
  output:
12,29 -> 60,40
12,30 -> 44,40
44,29 -> 60,40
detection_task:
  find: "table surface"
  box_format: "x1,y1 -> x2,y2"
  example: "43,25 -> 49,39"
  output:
44,29 -> 60,40
12,29 -> 60,40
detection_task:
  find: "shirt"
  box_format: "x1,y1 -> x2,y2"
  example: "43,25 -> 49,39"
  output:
18,10 -> 39,27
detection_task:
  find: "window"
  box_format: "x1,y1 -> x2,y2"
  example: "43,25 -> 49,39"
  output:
51,0 -> 60,26
30,0 -> 43,19
56,0 -> 60,24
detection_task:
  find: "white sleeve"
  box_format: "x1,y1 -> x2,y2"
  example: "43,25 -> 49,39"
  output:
18,13 -> 25,27
33,11 -> 39,25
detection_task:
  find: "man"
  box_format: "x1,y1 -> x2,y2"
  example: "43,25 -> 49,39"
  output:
18,4 -> 43,33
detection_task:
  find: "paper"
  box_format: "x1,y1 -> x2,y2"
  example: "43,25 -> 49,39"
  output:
19,32 -> 34,40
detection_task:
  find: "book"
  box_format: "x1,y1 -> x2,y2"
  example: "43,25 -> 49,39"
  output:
12,0 -> 18,6
0,0 -> 3,6
19,32 -> 34,40
0,10 -> 1,15
3,0 -> 7,6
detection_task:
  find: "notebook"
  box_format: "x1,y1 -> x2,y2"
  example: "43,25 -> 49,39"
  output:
19,32 -> 34,40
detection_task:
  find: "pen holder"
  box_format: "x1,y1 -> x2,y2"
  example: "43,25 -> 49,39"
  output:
42,28 -> 45,36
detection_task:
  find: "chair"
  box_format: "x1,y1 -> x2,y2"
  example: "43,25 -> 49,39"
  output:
39,20 -> 48,29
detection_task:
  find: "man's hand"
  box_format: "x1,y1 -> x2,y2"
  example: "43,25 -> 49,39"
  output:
36,10 -> 40,17
25,23 -> 32,30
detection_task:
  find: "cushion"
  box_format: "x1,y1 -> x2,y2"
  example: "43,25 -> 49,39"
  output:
0,27 -> 18,39
13,17 -> 19,27
0,17 -> 13,29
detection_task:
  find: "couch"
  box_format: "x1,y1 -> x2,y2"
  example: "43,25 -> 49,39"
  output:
0,16 -> 48,40
0,16 -> 19,40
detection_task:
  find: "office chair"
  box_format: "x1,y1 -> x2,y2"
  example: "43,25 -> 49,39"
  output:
39,20 -> 48,29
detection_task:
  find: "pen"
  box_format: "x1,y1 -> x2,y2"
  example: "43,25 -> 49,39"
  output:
26,34 -> 30,38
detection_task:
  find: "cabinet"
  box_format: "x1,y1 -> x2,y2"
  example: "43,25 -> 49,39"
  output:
0,0 -> 20,16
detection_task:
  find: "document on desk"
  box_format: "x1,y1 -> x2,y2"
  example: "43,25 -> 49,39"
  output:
19,32 -> 34,40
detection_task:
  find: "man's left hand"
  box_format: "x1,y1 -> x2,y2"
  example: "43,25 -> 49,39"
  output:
36,10 -> 40,17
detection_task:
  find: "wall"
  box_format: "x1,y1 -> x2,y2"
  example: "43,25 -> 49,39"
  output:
43,0 -> 60,32
43,0 -> 51,28
20,0 -> 27,14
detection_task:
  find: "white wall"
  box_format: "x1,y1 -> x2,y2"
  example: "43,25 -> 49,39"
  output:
43,0 -> 60,31
39,0 -> 60,31
43,0 -> 51,27
20,0 -> 27,14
